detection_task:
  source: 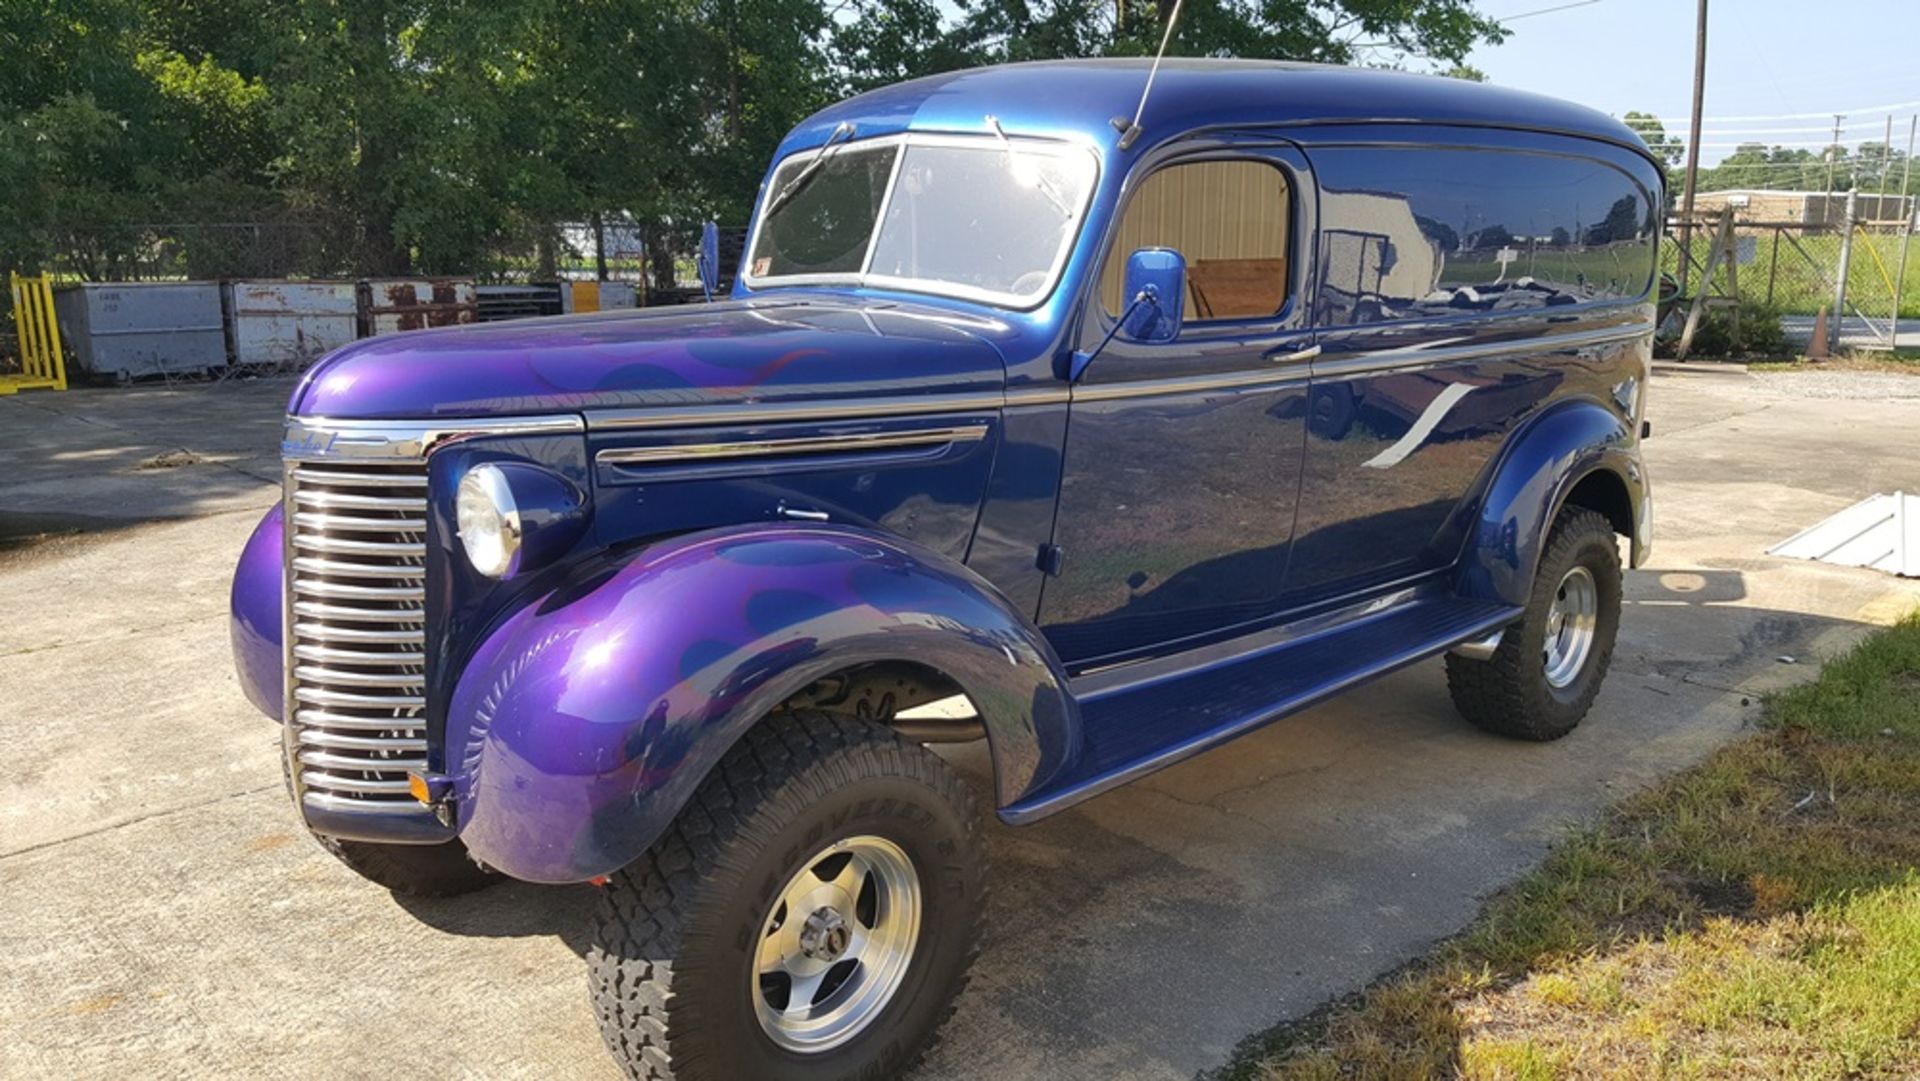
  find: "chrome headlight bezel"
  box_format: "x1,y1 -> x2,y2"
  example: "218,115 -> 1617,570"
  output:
456,463 -> 523,578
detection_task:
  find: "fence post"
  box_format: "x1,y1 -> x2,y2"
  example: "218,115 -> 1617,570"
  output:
1830,190 -> 1857,352
1766,227 -> 1780,307
1891,117 -> 1916,340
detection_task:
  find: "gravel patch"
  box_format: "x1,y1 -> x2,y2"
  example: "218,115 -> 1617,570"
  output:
1750,370 -> 1920,400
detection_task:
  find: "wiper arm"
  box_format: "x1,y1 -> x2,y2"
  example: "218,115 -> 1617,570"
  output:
765,121 -> 855,216
986,115 -> 1072,217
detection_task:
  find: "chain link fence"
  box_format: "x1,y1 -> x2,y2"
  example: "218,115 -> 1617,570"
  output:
1662,211 -> 1918,353
1663,223 -> 1919,318
13,217 -> 743,290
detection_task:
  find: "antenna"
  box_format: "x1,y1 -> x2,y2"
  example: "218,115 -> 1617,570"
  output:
1111,0 -> 1186,151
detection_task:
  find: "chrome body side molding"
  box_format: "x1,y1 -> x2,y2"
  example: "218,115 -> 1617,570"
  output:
596,424 -> 991,468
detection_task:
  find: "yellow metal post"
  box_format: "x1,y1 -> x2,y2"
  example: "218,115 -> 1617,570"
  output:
4,272 -> 68,394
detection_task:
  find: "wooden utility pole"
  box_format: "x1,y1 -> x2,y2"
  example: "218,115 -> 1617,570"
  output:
1676,0 -> 1709,294
1824,114 -> 1843,195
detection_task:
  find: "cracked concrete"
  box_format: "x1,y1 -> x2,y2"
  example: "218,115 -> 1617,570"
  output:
2,364 -> 1917,1079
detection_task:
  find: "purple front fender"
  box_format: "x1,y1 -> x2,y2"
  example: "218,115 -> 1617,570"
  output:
448,524 -> 1079,883
231,503 -> 285,721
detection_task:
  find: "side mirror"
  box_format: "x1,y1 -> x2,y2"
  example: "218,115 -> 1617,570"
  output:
1068,247 -> 1187,381
696,220 -> 721,301
1118,247 -> 1185,343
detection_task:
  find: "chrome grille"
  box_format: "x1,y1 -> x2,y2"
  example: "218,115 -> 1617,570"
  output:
285,460 -> 431,811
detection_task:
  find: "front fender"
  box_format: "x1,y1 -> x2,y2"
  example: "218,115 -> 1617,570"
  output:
448,524 -> 1078,883
231,503 -> 285,721
1456,398 -> 1646,608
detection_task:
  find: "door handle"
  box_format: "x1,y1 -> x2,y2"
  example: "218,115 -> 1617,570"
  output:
1269,344 -> 1321,365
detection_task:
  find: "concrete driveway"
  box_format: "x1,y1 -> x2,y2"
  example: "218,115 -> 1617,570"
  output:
3,365 -> 1917,1079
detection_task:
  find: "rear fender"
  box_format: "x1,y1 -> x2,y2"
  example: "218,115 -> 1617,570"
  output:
448,524 -> 1078,883
1456,398 -> 1646,608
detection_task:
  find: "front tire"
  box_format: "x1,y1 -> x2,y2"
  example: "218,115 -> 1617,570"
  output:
1447,506 -> 1622,741
589,712 -> 986,1081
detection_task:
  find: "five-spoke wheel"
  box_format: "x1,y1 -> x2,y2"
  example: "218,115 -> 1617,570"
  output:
1447,506 -> 1622,741
590,713 -> 985,1081
754,835 -> 922,1051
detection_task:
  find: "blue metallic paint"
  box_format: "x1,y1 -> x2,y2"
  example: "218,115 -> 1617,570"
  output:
443,524 -> 1079,883
1456,395 -> 1648,609
1119,249 -> 1187,342
291,295 -> 1015,421
230,503 -> 285,721
228,61 -> 1665,875
482,460 -> 592,579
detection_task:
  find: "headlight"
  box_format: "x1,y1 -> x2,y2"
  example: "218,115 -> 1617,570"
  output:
457,464 -> 521,577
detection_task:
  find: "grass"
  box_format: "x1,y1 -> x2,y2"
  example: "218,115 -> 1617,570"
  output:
1749,351 -> 1920,374
1663,231 -> 1920,320
1225,613 -> 1920,1081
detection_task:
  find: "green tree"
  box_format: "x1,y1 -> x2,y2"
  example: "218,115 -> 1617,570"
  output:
1623,111 -> 1681,166
3,0 -> 1515,282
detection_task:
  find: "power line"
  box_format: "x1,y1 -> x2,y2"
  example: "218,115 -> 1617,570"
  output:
1495,0 -> 1602,22
1669,118 -> 1914,135
1651,98 -> 1920,124
1693,138 -> 1907,148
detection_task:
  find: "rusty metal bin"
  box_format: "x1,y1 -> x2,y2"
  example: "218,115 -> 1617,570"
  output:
476,283 -> 564,322
52,281 -> 226,381
556,280 -> 641,315
224,280 -> 357,367
598,281 -> 638,310
357,278 -> 478,336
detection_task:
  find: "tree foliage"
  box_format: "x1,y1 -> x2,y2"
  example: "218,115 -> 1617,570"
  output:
2,0 -> 1508,279
1692,140 -> 1916,200
1622,109 -> 1918,204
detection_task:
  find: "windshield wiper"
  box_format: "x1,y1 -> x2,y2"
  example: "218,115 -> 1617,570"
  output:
765,121 -> 856,217
986,115 -> 1072,217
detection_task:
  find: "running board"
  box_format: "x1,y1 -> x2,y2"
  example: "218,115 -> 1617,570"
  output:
1002,597 -> 1520,823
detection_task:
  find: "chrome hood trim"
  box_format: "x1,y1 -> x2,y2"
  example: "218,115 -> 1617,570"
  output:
282,414 -> 585,462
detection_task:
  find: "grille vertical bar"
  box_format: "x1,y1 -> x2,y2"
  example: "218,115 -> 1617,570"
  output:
285,461 -> 432,812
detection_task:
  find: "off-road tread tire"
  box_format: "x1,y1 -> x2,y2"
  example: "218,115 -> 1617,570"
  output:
278,744 -> 498,897
1447,506 -> 1621,741
588,710 -> 986,1081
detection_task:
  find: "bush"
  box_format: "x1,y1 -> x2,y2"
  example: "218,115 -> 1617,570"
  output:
1669,298 -> 1790,358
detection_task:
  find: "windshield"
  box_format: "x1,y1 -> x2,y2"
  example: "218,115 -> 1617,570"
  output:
745,134 -> 1098,307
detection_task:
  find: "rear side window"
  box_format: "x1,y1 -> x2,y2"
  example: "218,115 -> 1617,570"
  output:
1099,160 -> 1293,322
1309,146 -> 1658,327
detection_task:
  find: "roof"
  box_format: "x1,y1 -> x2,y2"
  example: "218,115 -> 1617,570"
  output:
782,59 -> 1650,164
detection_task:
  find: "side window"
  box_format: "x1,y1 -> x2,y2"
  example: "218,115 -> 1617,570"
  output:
1099,159 -> 1292,322
1309,146 -> 1659,327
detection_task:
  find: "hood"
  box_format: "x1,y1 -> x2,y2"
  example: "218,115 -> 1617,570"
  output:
290,294 -> 1013,420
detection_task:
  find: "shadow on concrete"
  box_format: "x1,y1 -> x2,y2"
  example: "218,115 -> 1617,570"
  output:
365,564 -> 1898,1081
390,881 -> 602,960
0,377 -> 292,544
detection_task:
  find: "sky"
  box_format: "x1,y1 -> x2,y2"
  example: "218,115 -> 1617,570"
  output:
1459,0 -> 1920,167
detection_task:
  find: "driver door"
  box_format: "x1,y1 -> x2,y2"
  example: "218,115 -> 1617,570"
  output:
1039,144 -> 1317,668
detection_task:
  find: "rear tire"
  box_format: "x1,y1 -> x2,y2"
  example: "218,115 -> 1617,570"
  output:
588,711 -> 986,1081
1447,506 -> 1622,741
